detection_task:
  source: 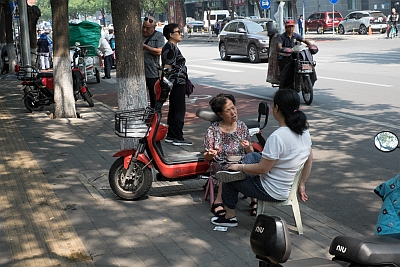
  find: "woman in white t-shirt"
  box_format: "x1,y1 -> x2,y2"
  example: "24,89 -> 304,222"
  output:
211,89 -> 313,227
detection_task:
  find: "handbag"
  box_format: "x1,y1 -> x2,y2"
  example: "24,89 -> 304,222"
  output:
185,78 -> 195,97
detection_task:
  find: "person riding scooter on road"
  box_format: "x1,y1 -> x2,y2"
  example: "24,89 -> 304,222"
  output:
277,20 -> 312,90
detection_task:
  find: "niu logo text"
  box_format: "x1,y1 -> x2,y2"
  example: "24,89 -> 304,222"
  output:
255,226 -> 264,233
335,245 -> 347,253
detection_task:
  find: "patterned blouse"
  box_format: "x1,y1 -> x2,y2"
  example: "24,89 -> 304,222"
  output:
161,41 -> 187,75
203,120 -> 251,177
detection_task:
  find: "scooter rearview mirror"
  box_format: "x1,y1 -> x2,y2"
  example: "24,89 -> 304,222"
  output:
258,101 -> 269,130
374,131 -> 399,152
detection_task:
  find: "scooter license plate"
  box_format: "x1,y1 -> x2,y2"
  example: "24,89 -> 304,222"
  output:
302,64 -> 312,70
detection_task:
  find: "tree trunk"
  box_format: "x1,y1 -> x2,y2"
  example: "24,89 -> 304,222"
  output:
291,0 -> 298,28
50,0 -> 77,118
27,5 -> 40,52
3,1 -> 16,74
111,0 -> 147,150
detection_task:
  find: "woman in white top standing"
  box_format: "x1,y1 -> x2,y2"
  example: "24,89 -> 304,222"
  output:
211,89 -> 313,227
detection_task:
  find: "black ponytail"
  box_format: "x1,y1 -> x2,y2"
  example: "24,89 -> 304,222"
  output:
273,89 -> 309,135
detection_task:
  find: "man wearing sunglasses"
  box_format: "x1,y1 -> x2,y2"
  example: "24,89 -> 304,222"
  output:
142,16 -> 165,108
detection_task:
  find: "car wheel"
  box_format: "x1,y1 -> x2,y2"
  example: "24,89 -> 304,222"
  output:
338,25 -> 345,34
317,26 -> 324,34
248,44 -> 260,63
219,43 -> 231,61
359,24 -> 367,35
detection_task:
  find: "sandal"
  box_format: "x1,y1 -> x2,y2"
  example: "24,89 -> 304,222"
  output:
211,202 -> 226,217
249,201 -> 257,216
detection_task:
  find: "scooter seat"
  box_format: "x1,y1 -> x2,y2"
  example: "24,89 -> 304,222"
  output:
37,72 -> 53,78
329,234 -> 400,266
195,108 -> 222,122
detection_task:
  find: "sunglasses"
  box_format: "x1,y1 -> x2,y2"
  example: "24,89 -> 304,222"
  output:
144,17 -> 153,24
172,30 -> 182,34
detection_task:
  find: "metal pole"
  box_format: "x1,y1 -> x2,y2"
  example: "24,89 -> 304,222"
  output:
303,1 -> 305,36
18,0 -> 31,67
332,4 -> 335,34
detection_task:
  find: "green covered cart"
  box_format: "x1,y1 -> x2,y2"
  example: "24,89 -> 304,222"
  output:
69,21 -> 102,83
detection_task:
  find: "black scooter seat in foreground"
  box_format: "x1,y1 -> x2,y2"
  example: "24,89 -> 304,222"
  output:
251,214 -> 400,267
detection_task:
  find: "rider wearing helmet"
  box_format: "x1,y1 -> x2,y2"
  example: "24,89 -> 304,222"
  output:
386,8 -> 399,38
277,20 -> 312,90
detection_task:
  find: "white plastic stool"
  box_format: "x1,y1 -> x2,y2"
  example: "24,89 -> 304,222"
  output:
257,163 -> 305,235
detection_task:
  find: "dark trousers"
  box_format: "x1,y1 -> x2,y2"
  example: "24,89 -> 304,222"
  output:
222,176 -> 282,210
166,84 -> 186,141
146,77 -> 159,108
104,54 -> 112,78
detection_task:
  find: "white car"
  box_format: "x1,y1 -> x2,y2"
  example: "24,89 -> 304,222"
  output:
338,10 -> 387,35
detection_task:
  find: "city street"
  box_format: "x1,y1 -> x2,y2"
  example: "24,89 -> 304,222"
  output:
1,32 -> 399,266
96,33 -> 400,235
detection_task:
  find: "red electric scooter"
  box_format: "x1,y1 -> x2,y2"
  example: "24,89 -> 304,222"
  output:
108,74 -> 269,200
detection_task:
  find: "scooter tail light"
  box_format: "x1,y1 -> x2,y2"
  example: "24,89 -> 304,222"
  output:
80,86 -> 87,93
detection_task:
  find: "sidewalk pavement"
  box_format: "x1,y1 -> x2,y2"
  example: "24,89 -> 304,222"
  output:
0,78 -> 363,267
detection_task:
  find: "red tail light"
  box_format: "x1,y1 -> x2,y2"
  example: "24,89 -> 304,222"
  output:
14,64 -> 20,72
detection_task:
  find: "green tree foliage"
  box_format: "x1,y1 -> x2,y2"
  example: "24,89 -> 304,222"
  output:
140,0 -> 168,16
35,0 -> 111,21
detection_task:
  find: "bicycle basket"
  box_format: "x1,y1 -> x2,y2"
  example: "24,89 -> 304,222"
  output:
16,66 -> 37,81
115,108 -> 155,138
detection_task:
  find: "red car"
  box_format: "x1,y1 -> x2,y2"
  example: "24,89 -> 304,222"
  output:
305,11 -> 344,34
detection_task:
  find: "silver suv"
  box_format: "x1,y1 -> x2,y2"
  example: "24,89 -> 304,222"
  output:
338,10 -> 387,35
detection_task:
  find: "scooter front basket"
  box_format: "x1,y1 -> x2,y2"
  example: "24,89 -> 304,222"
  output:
115,108 -> 155,138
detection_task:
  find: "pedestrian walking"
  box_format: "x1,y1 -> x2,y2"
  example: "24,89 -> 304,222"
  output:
98,36 -> 113,79
37,33 -> 50,70
298,15 -> 304,37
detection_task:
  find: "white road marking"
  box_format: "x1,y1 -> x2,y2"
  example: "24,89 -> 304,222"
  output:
211,61 -> 267,70
318,76 -> 392,88
187,64 -> 243,72
189,69 -> 215,76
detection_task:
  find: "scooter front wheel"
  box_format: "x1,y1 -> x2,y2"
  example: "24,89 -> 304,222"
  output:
301,76 -> 313,105
109,157 -> 153,200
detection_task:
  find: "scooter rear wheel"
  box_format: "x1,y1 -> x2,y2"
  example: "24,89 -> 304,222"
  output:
109,157 -> 153,200
301,76 -> 313,105
24,93 -> 44,112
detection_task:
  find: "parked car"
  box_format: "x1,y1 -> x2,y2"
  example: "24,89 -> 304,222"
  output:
218,19 -> 270,63
187,21 -> 204,32
338,10 -> 387,35
305,11 -> 344,34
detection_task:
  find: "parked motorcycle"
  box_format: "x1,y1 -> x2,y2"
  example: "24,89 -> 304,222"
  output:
249,131 -> 400,267
16,63 -> 94,112
71,46 -> 94,107
108,74 -> 269,200
279,43 -> 318,105
71,43 -> 101,83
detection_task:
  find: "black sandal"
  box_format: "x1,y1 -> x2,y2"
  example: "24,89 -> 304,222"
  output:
211,202 -> 226,217
249,201 -> 257,216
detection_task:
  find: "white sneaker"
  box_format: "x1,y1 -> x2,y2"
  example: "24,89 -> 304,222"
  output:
215,171 -> 246,183
211,216 -> 238,227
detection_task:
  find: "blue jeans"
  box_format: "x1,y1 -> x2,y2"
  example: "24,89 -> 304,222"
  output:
222,152 -> 282,209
